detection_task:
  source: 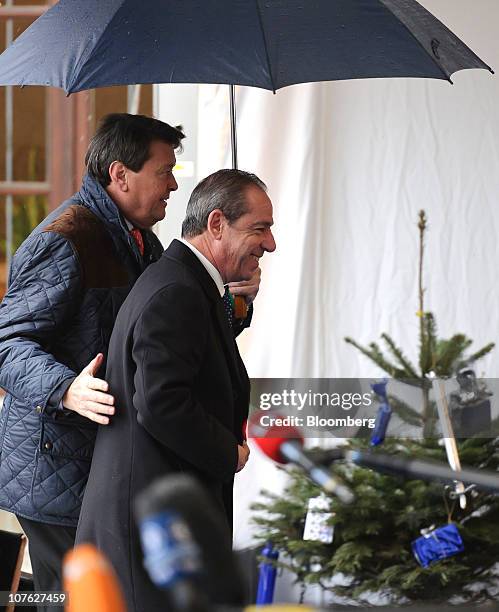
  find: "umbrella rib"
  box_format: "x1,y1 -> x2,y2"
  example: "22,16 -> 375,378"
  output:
67,1 -> 127,93
254,0 -> 276,93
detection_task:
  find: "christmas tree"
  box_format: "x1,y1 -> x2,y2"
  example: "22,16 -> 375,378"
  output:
251,211 -> 499,604
345,211 -> 494,438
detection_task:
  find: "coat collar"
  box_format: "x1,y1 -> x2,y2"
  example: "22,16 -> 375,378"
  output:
178,238 -> 225,298
164,239 -> 224,305
78,173 -> 129,234
164,239 -> 242,386
76,173 -> 161,271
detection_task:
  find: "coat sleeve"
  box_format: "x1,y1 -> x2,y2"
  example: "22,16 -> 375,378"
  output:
0,231 -> 81,414
133,284 -> 239,482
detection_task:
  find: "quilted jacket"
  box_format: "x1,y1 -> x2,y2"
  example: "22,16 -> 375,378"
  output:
0,174 -> 163,526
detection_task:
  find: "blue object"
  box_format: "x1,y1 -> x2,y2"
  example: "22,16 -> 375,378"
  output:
138,510 -> 201,589
412,524 -> 464,568
370,379 -> 392,446
256,542 -> 279,605
0,0 -> 491,93
0,173 -> 164,525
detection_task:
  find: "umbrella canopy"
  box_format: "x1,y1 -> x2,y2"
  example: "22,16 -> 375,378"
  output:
0,0 -> 492,94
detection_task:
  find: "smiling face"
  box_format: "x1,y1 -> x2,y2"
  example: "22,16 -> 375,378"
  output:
217,184 -> 276,282
110,140 -> 178,229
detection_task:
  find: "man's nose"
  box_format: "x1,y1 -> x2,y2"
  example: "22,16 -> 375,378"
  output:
169,174 -> 179,191
263,229 -> 276,253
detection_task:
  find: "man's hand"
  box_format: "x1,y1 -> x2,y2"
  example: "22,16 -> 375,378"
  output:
236,440 -> 250,472
62,353 -> 115,425
228,267 -> 261,304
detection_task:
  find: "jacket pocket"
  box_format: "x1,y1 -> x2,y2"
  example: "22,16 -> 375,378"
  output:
30,418 -> 96,519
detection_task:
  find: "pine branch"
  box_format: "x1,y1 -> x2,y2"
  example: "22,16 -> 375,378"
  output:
434,334 -> 472,375
463,342 -> 495,367
381,333 -> 420,379
389,395 -> 424,427
369,342 -> 410,378
344,337 -> 402,376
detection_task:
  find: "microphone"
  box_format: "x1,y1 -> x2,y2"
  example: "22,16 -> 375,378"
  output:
63,543 -> 126,612
344,448 -> 499,493
134,474 -> 245,611
248,413 -> 354,504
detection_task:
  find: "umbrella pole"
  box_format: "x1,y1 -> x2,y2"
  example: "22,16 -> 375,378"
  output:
229,84 -> 238,170
229,82 -> 249,320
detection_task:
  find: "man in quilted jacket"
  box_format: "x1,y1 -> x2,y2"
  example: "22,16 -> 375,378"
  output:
0,113 -> 257,603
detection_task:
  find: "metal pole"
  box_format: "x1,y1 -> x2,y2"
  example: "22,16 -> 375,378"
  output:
229,84 -> 238,170
127,84 -> 142,115
5,0 -> 14,273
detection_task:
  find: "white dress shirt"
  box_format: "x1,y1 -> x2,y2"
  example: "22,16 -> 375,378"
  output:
179,238 -> 225,298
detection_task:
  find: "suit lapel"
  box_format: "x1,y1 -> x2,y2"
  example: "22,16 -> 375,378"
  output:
164,240 -> 243,389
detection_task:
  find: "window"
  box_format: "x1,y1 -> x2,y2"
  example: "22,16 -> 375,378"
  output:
0,1 -> 153,298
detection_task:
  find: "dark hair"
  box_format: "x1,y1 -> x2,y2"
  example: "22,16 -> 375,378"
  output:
181,169 -> 267,238
85,113 -> 185,186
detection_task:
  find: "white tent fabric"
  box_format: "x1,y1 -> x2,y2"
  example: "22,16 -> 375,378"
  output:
157,0 -> 499,559
198,1 -> 499,382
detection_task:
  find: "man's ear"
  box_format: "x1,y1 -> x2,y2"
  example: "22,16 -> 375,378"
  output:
108,161 -> 128,192
206,209 -> 225,240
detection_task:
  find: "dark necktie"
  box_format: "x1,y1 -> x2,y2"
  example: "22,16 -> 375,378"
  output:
222,287 -> 234,329
130,227 -> 144,256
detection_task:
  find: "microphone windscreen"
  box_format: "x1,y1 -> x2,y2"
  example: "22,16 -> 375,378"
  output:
135,474 -> 245,606
252,434 -> 289,464
248,411 -> 303,463
63,543 -> 126,612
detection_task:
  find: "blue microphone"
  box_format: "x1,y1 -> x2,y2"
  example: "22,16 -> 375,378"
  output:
134,474 -> 244,611
370,379 -> 392,447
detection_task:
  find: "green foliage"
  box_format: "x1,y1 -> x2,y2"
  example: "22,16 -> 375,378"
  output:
251,438 -> 499,604
344,211 -> 494,382
389,396 -> 423,427
14,148 -> 47,253
252,211 -> 499,603
0,147 -> 47,259
381,333 -> 420,378
345,318 -> 494,382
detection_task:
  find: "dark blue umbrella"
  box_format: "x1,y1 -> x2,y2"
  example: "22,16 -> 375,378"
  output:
0,0 -> 490,93
0,0 -> 492,166
0,0 -> 492,92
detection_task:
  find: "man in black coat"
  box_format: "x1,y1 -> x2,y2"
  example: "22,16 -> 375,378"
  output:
76,169 -> 276,611
0,115 -> 258,607
0,114 -> 184,603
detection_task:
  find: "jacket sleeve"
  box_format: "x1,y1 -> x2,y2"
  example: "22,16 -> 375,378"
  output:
0,231 -> 82,415
133,284 -> 239,482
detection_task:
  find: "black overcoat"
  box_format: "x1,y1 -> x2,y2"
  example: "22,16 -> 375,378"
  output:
76,239 -> 250,611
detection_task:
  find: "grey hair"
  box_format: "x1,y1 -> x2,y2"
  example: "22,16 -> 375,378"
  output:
181,169 -> 267,238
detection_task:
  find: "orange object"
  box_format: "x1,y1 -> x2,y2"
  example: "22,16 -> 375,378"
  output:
233,295 -> 248,319
63,543 -> 126,612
